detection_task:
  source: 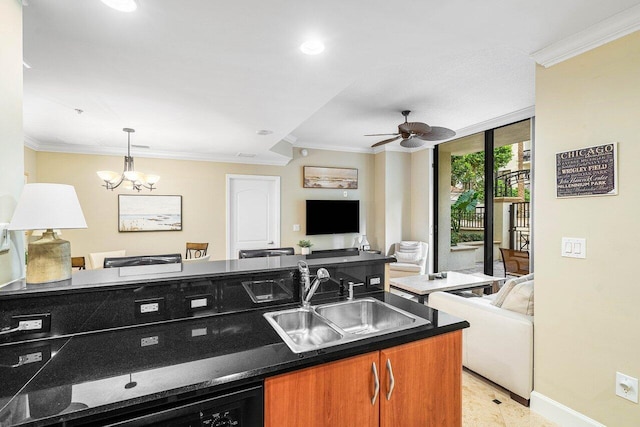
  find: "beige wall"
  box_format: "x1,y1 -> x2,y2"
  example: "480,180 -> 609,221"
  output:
373,152 -> 387,252
24,147 -> 37,183
384,151 -> 412,253
535,31 -> 640,425
0,1 -> 24,285
35,149 -> 375,261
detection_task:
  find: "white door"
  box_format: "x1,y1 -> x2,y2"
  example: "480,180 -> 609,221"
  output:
226,174 -> 280,259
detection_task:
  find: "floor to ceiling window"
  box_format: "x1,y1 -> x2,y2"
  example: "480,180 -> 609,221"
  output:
434,119 -> 532,277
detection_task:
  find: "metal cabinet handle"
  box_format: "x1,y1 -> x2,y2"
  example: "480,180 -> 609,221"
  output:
386,359 -> 395,400
371,362 -> 380,405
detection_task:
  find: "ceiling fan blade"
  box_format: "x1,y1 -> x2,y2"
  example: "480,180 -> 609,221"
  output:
364,133 -> 400,137
416,126 -> 456,141
399,122 -> 431,134
371,136 -> 401,148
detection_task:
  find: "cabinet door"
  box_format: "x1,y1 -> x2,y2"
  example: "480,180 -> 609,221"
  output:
265,352 -> 380,427
380,331 -> 462,427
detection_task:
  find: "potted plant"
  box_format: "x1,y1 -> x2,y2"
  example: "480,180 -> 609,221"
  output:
298,239 -> 313,255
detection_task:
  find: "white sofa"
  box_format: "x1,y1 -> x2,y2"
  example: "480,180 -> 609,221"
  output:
428,290 -> 533,403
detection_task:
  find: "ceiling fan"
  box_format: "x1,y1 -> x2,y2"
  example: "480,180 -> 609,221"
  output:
366,110 -> 456,148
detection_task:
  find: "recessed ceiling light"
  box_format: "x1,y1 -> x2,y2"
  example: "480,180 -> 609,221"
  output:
101,0 -> 137,12
300,40 -> 325,55
256,129 -> 273,136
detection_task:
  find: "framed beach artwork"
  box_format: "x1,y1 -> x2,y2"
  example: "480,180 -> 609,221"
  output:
118,195 -> 182,232
303,166 -> 358,189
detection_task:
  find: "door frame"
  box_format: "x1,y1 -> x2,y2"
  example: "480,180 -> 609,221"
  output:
226,174 -> 281,259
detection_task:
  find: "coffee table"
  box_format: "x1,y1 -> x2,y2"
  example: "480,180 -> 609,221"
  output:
390,271 -> 504,304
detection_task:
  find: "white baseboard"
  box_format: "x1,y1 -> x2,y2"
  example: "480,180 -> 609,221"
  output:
530,391 -> 605,427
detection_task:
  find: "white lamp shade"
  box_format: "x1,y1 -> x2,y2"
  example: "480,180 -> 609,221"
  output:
97,170 -> 120,183
9,183 -> 88,230
145,174 -> 160,185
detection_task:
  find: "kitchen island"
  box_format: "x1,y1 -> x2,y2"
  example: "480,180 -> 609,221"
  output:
0,253 -> 468,426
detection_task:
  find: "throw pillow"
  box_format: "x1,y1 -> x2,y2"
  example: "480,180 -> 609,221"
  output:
501,280 -> 534,315
491,273 -> 534,308
398,241 -> 421,254
395,251 -> 421,263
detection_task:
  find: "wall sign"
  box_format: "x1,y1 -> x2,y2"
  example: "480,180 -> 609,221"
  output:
556,143 -> 617,198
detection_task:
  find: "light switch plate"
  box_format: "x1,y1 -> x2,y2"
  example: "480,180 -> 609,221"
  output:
0,223 -> 10,252
561,237 -> 586,259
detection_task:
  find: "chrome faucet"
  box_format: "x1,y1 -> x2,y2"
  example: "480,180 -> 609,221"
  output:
297,260 -> 330,308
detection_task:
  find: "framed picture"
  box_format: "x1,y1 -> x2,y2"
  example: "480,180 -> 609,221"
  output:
303,166 -> 358,189
118,195 -> 182,232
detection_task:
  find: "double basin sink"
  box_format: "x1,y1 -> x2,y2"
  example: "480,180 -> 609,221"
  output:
264,298 -> 430,353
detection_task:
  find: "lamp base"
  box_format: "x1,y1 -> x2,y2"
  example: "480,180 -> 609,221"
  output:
26,230 -> 71,284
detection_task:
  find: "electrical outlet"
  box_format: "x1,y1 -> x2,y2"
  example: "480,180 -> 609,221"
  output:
12,313 -> 51,334
616,372 -> 639,403
135,298 -> 165,318
185,294 -> 213,312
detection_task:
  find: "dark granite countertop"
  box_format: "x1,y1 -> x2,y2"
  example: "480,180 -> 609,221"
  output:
0,292 -> 468,426
0,252 -> 394,298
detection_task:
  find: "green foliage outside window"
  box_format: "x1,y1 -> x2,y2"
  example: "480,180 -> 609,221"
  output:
451,146 -> 514,202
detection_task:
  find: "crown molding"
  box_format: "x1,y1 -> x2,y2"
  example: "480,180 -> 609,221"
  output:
532,4 -> 640,68
26,140 -> 291,166
295,141 -> 373,154
27,105 -> 533,163
451,106 -> 535,141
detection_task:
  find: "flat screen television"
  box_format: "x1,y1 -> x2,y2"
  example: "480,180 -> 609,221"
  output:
306,200 -> 359,235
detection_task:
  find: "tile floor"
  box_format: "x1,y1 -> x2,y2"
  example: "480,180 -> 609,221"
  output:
463,369 -> 557,427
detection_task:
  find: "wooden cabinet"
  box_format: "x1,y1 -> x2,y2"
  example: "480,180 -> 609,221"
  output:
380,331 -> 462,426
265,331 -> 462,427
265,351 -> 380,427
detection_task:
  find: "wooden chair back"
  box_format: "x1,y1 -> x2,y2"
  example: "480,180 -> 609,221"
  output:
71,256 -> 86,270
186,242 -> 209,259
499,248 -> 530,277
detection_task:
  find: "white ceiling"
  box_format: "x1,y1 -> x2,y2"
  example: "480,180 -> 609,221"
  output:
22,0 -> 640,165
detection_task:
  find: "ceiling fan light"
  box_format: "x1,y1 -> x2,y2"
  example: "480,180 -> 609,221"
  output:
400,137 -> 424,148
101,0 -> 137,12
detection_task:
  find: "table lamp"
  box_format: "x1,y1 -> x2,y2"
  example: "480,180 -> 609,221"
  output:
9,183 -> 87,284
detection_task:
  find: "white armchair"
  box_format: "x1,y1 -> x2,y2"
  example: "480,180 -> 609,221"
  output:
389,241 -> 428,279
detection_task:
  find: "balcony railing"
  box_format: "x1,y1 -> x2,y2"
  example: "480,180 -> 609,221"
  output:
457,206 -> 485,229
495,169 -> 530,198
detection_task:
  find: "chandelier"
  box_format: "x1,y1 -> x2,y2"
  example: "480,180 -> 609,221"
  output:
97,128 -> 159,191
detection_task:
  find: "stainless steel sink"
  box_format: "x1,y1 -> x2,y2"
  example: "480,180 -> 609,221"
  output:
264,298 -> 430,353
264,308 -> 343,353
315,299 -> 416,335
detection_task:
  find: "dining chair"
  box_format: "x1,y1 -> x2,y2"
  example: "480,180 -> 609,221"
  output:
88,250 -> 126,269
186,242 -> 209,259
71,256 -> 86,270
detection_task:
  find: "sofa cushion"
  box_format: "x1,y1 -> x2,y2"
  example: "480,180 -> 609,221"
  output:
502,280 -> 534,315
389,262 -> 423,272
491,273 -> 534,308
